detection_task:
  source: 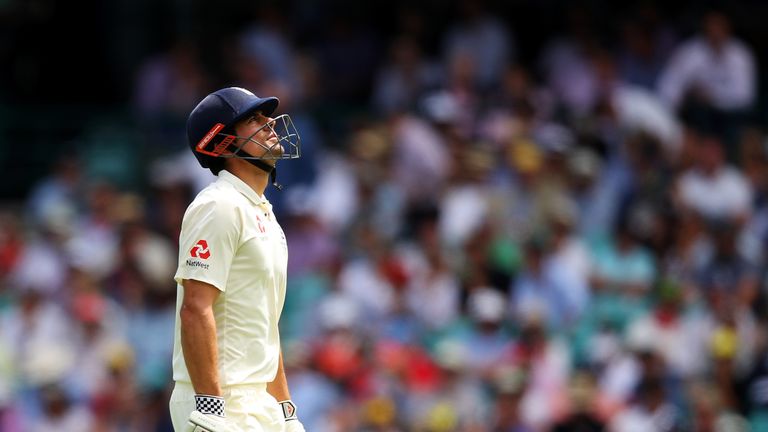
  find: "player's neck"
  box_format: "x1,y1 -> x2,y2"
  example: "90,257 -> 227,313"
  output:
227,160 -> 270,196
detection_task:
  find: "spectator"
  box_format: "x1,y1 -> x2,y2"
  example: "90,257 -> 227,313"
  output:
312,10 -> 381,103
26,156 -> 82,231
675,131 -> 753,222
0,284 -> 75,392
565,146 -> 626,240
507,316 -> 571,430
488,366 -> 532,432
64,181 -> 122,280
657,10 -> 756,113
460,288 -> 513,376
87,332 -> 140,430
65,269 -> 129,400
696,219 -> 760,311
623,279 -> 711,378
550,370 -> 607,432
26,384 -> 94,432
133,40 -> 209,122
402,215 -> 461,332
539,7 -> 601,118
491,139 -> 553,241
591,216 -> 656,298
662,212 -> 711,292
609,376 -> 683,432
616,5 -> 678,90
545,195 -> 592,306
688,379 -> 750,432
592,52 -> 684,159
406,340 -> 487,430
442,0 -> 513,90
372,36 -> 442,115
239,5 -> 300,99
741,324 -> 768,429
438,145 -> 496,247
511,234 -> 588,331
388,107 -> 452,204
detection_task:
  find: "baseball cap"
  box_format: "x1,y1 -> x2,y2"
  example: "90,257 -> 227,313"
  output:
187,87 -> 279,168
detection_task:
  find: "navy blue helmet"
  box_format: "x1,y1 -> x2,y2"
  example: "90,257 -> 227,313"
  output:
186,87 -> 301,173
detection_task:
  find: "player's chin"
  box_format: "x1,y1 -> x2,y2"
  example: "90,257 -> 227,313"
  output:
269,143 -> 284,158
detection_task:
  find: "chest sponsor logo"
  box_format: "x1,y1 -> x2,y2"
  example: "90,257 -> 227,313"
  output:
256,215 -> 266,234
190,239 -> 211,259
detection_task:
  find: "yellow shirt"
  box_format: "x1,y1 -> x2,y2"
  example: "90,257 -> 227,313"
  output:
172,170 -> 288,386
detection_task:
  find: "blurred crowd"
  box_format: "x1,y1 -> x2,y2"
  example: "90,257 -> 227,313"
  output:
2,1 -> 768,431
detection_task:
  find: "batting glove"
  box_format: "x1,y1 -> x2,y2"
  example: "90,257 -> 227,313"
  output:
279,400 -> 306,432
185,395 -> 231,432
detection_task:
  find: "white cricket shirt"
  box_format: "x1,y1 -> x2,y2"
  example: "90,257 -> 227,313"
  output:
172,170 -> 288,386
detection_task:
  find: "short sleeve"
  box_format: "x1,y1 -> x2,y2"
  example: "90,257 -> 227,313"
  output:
174,199 -> 241,291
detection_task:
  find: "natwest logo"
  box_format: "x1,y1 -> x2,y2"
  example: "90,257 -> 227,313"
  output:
190,240 -> 211,259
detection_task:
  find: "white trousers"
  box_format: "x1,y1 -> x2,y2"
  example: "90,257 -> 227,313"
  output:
169,382 -> 286,432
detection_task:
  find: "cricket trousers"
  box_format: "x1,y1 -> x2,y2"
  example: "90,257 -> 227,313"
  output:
170,382 -> 286,432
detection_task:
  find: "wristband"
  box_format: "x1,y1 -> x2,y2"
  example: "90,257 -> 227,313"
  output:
195,394 -> 225,417
278,400 -> 298,421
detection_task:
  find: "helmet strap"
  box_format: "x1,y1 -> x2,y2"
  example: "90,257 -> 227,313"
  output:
234,149 -> 283,191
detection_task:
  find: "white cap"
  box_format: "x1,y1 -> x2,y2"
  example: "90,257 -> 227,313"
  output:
468,288 -> 506,323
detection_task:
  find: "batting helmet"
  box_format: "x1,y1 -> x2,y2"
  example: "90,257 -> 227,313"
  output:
186,87 -> 300,176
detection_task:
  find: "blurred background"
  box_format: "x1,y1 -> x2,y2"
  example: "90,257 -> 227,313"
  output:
2,0 -> 768,430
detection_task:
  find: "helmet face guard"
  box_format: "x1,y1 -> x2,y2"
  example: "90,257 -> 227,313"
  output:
194,114 -> 301,161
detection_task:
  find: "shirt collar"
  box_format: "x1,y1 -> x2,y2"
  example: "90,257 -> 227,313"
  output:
217,170 -> 271,210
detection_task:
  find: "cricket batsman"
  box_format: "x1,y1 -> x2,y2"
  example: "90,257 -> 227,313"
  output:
169,87 -> 305,432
